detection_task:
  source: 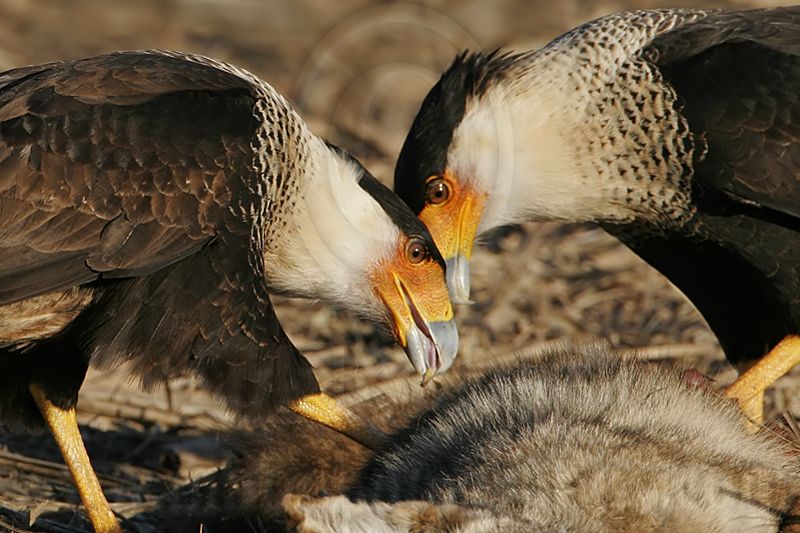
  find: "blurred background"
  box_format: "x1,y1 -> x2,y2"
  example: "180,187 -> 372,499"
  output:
0,0 -> 794,531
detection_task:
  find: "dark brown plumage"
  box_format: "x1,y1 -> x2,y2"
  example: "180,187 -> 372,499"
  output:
0,50 -> 458,532
0,51 -> 312,427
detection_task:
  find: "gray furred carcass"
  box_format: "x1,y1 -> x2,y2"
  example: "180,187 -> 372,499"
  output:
162,343 -> 800,532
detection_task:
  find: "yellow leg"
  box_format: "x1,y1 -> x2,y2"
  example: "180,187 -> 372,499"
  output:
287,393 -> 388,451
29,383 -> 122,533
725,335 -> 800,430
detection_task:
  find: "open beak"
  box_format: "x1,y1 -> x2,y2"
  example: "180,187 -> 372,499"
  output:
418,185 -> 485,305
373,263 -> 458,385
396,278 -> 459,384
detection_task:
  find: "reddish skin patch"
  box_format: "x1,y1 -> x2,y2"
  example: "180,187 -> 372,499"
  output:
680,368 -> 715,393
680,367 -> 800,457
762,420 -> 800,458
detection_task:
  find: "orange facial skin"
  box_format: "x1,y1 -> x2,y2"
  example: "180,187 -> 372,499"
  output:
370,238 -> 453,347
417,170 -> 486,266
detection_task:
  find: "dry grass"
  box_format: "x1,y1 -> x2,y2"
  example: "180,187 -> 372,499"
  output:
0,0 -> 797,531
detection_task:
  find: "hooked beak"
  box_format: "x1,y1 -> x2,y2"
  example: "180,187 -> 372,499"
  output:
396,278 -> 459,385
418,184 -> 485,305
373,257 -> 459,385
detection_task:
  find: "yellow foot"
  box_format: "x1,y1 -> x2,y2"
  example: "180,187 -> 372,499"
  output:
287,393 -> 388,451
725,335 -> 800,431
29,383 -> 122,533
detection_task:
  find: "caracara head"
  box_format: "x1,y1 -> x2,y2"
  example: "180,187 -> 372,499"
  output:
395,50 -> 606,304
263,139 -> 458,383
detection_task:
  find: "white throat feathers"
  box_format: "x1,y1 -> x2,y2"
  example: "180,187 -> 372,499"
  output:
262,137 -> 398,320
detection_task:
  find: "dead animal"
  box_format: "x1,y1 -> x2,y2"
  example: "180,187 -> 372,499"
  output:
161,343 -> 800,532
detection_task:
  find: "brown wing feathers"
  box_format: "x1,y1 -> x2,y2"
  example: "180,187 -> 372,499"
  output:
622,8 -> 800,366
653,8 -> 800,219
84,239 -> 319,416
0,51 -> 321,416
0,53 -> 258,303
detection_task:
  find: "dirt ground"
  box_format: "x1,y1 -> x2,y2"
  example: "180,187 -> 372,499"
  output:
0,0 -> 796,531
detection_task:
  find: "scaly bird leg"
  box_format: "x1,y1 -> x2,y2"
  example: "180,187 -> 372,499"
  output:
287,393 -> 388,451
725,335 -> 800,430
29,383 -> 122,533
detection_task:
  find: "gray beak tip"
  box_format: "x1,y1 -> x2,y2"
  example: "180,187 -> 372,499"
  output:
429,319 -> 459,374
405,319 -> 459,384
445,255 -> 472,304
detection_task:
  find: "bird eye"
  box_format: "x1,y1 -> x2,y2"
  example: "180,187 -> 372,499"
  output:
425,176 -> 450,205
406,238 -> 428,264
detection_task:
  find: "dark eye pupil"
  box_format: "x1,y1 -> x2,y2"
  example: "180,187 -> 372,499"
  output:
425,178 -> 450,205
407,240 -> 427,263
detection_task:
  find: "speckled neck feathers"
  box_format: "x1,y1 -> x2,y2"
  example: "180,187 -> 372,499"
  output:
441,10 -> 717,231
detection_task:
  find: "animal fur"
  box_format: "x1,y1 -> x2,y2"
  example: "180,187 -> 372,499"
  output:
159,343 -> 800,532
